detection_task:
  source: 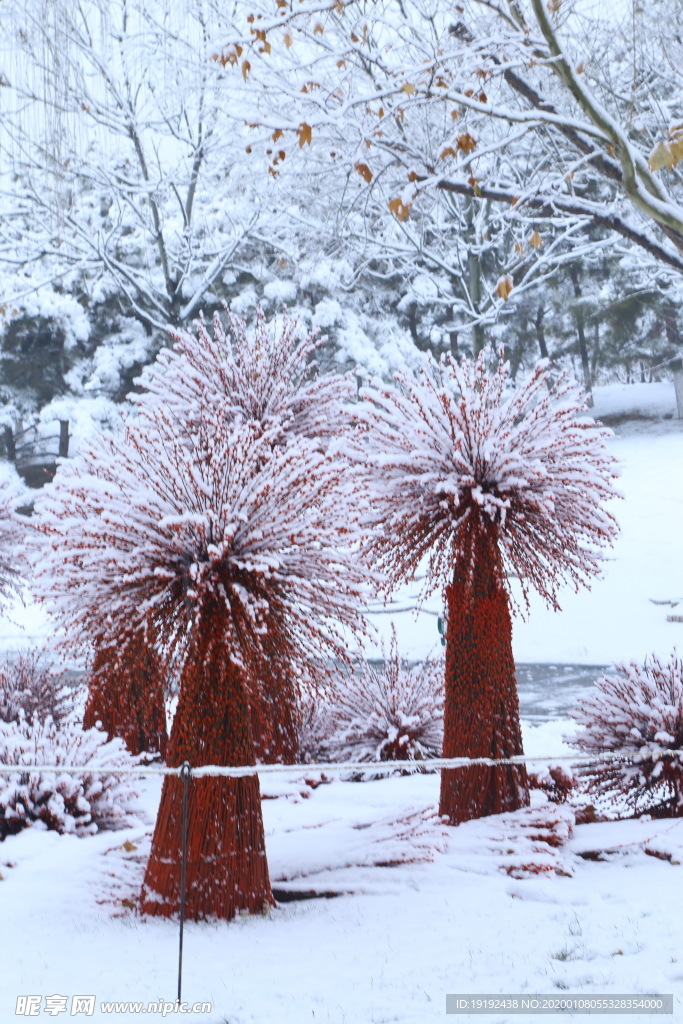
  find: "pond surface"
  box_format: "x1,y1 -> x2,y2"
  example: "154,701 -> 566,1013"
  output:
516,663 -> 608,723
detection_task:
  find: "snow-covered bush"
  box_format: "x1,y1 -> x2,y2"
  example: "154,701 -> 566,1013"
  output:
568,652 -> 683,818
0,715 -> 141,839
296,691 -> 333,765
30,310 -> 372,919
0,651 -> 72,726
528,764 -> 576,805
322,630 -> 444,773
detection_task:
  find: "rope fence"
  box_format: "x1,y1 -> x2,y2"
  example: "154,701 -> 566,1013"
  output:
0,748 -> 681,777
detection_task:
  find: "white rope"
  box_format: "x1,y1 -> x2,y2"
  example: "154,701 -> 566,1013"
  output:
0,749 -> 681,777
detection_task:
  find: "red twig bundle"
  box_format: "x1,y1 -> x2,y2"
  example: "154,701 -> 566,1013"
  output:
357,349 -> 620,823
31,313 -> 370,919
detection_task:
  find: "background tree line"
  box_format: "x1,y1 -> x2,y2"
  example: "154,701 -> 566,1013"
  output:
0,0 -> 681,469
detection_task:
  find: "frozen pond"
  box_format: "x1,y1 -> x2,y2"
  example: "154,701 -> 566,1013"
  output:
516,662 -> 607,723
3,650 -> 606,725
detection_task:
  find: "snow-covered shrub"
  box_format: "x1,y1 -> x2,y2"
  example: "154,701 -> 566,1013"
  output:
323,629 -> 444,772
296,691 -> 333,765
528,764 -> 576,804
354,346 -> 620,823
0,651 -> 72,726
0,714 -> 141,839
30,310 -> 372,920
568,652 -> 683,818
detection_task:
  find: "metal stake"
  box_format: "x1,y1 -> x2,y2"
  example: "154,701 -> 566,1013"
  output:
177,761 -> 192,1003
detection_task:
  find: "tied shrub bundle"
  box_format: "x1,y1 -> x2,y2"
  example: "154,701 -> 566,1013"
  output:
30,310 -> 371,920
324,629 -> 444,772
0,716 -> 141,839
569,652 -> 683,818
356,348 -> 619,823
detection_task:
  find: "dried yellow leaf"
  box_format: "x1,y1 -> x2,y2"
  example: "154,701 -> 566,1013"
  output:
496,274 -> 514,301
297,122 -> 312,147
530,230 -> 542,250
457,132 -> 477,154
401,82 -> 416,96
388,197 -> 412,221
354,162 -> 373,183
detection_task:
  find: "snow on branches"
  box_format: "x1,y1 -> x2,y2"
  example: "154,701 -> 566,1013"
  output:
0,650 -> 140,840
358,348 -> 620,610
569,652 -> 683,819
0,715 -> 141,839
136,306 -> 353,446
0,479 -> 26,607
324,629 -> 444,769
32,412 -> 369,678
0,650 -> 71,727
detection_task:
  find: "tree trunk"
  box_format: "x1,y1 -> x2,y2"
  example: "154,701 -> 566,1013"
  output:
58,420 -> 70,459
465,197 -> 486,356
534,304 -> 549,360
141,603 -> 272,920
439,525 -> 529,825
569,265 -> 593,405
84,630 -> 167,759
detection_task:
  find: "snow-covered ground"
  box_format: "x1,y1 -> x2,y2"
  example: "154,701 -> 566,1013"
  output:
3,750 -> 683,1023
2,381 -> 683,1022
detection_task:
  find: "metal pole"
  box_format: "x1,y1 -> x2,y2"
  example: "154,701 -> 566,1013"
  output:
177,761 -> 191,1004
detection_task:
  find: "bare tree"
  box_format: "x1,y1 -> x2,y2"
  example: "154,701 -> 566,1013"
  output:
0,0 -> 283,333
214,0 -> 683,356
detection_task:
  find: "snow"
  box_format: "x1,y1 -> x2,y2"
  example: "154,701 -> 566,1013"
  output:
2,764 -> 683,1022
590,381 -> 677,421
512,419 -> 683,665
263,279 -> 297,304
